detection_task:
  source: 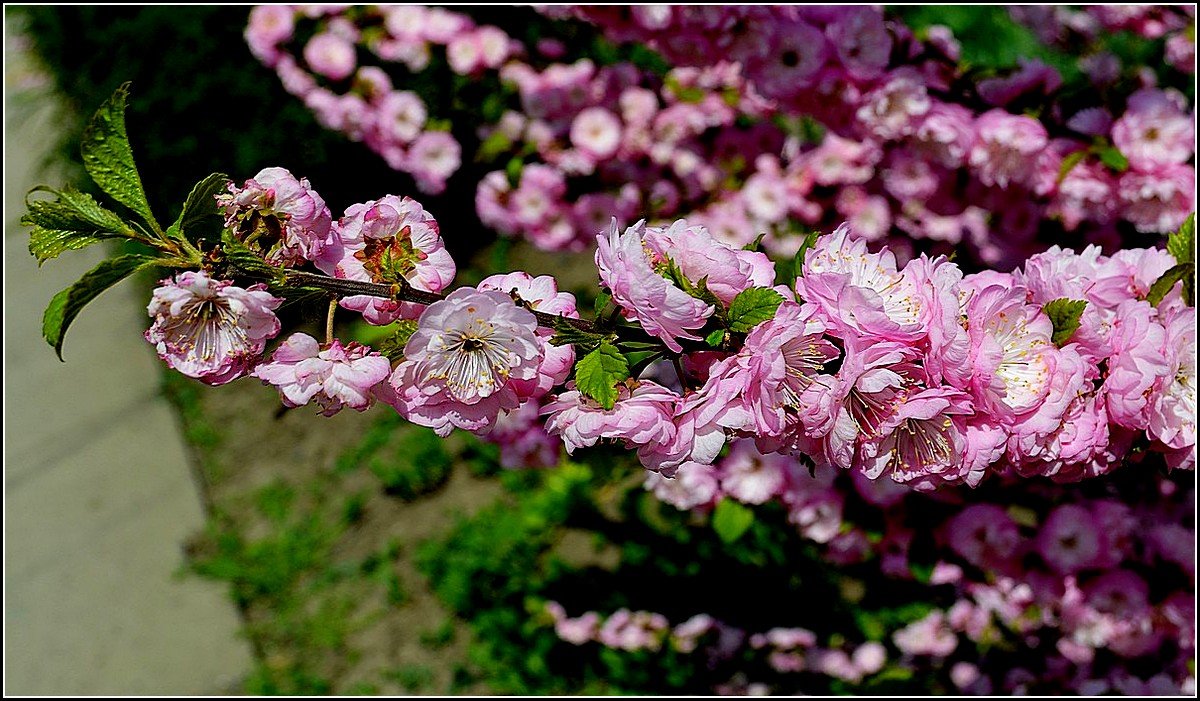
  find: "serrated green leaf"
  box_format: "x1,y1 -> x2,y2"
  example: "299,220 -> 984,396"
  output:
712,499 -> 754,544
791,229 -> 821,282
592,291 -> 612,317
169,172 -> 229,242
43,254 -> 154,360
220,228 -> 279,279
1094,145 -> 1129,172
1146,263 -> 1194,307
1167,213 -> 1195,266
1042,298 -> 1087,346
80,83 -> 159,233
375,321 -> 418,362
743,233 -> 767,252
705,328 -> 726,347
727,287 -> 784,332
574,341 -> 629,410
1057,150 -> 1087,184
549,316 -> 609,350
22,186 -> 133,264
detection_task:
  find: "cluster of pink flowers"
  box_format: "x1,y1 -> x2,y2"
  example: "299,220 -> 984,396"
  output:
634,440 -> 1194,694
543,219 -> 1194,489
244,5 -> 520,193
555,6 -> 1196,264
153,168 -> 1198,492
542,601 -> 889,689
248,5 -> 1195,265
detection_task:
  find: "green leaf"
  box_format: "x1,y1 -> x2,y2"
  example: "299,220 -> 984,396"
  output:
22,186 -> 133,264
743,233 -> 767,252
43,254 -> 154,359
1056,150 -> 1087,184
790,229 -> 822,282
1094,145 -> 1129,172
712,499 -> 754,544
1146,263 -> 1194,307
705,328 -> 726,347
549,317 -> 609,351
592,291 -> 612,317
167,172 -> 229,242
1167,213 -> 1195,265
574,341 -> 629,410
727,288 -> 784,332
80,83 -> 159,233
375,321 -> 418,362
220,229 -> 279,279
1042,298 -> 1087,346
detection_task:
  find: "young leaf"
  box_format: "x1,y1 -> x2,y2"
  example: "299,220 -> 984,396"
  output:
1146,263 -> 1194,307
43,253 -> 155,360
220,229 -> 280,279
1093,144 -> 1129,172
712,499 -> 754,544
23,186 -> 133,264
727,287 -> 784,332
1056,150 -> 1087,184
375,321 -> 419,362
1167,213 -> 1194,265
80,83 -> 159,233
592,291 -> 612,317
790,228 -> 821,282
705,328 -> 727,347
574,341 -> 629,410
549,317 -> 608,350
1042,298 -> 1087,346
167,172 -> 230,241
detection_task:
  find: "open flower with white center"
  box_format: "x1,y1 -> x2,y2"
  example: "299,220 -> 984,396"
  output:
569,106 -> 623,160
795,223 -> 925,342
331,194 -> 456,324
1147,304 -> 1195,451
821,340 -> 920,471
252,333 -> 391,416
960,278 -> 1055,423
478,271 -> 578,398
383,288 -> 542,436
145,271 -> 282,386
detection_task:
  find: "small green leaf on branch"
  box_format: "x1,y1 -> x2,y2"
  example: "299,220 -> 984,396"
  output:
574,341 -> 629,410
1043,298 -> 1087,346
80,82 -> 160,233
712,498 -> 755,544
1146,263 -> 1194,307
727,287 -> 784,333
43,253 -> 154,359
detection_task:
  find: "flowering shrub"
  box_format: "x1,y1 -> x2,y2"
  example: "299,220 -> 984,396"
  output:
20,8 -> 1196,693
248,5 -> 1194,267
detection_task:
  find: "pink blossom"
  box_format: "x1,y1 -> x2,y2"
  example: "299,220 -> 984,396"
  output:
856,69 -> 931,140
478,271 -> 578,398
570,107 -> 623,160
855,385 -> 973,488
145,271 -> 282,386
1117,164 -> 1196,233
977,59 -> 1062,107
822,341 -> 918,471
1148,304 -> 1196,451
1111,88 -> 1196,170
245,5 -> 295,65
644,461 -> 720,511
406,131 -> 462,195
595,219 -> 713,352
946,504 -> 1020,570
333,195 -> 456,324
641,219 -> 776,305
485,400 -> 561,470
303,32 -> 357,81
719,440 -> 791,505
383,288 -> 542,436
252,333 -> 390,415
1104,300 -> 1172,430
749,20 -> 828,99
892,611 -> 958,657
911,102 -> 975,168
826,8 -> 891,80
1037,504 -> 1101,574
968,109 -> 1049,188
542,380 -> 680,471
218,167 -> 334,267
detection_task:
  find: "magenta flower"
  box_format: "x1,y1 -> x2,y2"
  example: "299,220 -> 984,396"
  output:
595,219 -> 713,352
145,271 -> 282,386
946,504 -> 1020,570
383,288 -> 542,436
478,271 -> 578,398
1037,504 -> 1102,574
218,167 -> 334,267
332,195 -> 456,324
252,333 -> 391,416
